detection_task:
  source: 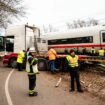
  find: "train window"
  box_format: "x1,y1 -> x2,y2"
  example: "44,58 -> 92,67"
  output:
61,39 -> 67,42
48,40 -> 57,45
60,39 -> 68,44
102,33 -> 105,42
48,36 -> 93,45
83,36 -> 93,43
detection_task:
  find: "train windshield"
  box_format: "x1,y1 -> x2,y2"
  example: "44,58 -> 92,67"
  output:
5,36 -> 14,52
0,36 -> 4,51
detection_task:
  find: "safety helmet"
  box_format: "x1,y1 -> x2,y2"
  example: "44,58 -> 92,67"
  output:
29,47 -> 36,52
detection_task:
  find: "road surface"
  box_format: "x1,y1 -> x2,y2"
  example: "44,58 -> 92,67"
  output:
0,65 -> 104,105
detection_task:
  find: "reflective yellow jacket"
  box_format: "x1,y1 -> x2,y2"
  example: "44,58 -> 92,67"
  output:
17,51 -> 24,63
98,50 -> 104,56
66,55 -> 79,67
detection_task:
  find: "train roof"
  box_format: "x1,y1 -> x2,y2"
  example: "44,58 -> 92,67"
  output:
43,25 -> 105,40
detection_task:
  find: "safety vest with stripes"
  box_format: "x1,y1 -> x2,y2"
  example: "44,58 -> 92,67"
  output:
66,55 -> 79,67
91,48 -> 96,54
26,56 -> 38,75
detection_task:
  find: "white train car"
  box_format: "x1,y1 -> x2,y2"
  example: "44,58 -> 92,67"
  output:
44,25 -> 105,53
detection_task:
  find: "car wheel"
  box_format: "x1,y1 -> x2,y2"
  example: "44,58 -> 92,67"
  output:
10,58 -> 17,68
38,58 -> 48,71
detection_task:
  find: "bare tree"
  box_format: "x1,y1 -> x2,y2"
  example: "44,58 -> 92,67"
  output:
66,22 -> 73,29
48,24 -> 59,32
42,24 -> 59,33
48,24 -> 53,32
90,18 -> 99,26
0,0 -> 25,28
66,18 -> 99,29
77,20 -> 86,27
42,25 -> 48,33
73,20 -> 78,28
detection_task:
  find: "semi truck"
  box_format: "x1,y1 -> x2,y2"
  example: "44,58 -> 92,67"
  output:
2,25 -> 49,70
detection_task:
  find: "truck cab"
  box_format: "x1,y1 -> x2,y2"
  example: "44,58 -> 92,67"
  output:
2,25 -> 48,68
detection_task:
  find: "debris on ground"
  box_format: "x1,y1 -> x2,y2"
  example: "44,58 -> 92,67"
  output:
55,77 -> 62,87
47,69 -> 105,100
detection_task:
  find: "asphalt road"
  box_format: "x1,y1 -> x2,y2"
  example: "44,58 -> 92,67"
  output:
0,64 -> 104,105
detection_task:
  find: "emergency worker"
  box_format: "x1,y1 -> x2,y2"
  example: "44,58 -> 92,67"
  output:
24,48 -> 30,69
47,48 -> 58,73
17,50 -> 25,71
66,49 -> 83,93
82,47 -> 87,55
91,47 -> 96,56
98,48 -> 104,56
26,48 -> 38,96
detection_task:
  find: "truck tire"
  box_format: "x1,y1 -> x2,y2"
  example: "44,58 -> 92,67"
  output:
38,58 -> 48,71
9,58 -> 17,68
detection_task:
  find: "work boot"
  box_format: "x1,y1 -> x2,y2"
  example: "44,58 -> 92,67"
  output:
77,89 -> 84,93
34,91 -> 38,96
29,92 -> 38,96
29,93 -> 35,96
51,71 -> 56,74
55,69 -> 59,71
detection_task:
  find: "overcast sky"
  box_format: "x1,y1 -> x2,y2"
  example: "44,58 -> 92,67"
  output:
14,0 -> 105,28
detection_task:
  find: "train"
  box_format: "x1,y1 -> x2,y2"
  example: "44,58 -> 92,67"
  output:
44,25 -> 105,54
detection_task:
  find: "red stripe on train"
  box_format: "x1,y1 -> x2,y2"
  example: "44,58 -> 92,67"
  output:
49,44 -> 105,48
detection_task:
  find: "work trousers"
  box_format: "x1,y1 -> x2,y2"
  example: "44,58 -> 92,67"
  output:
49,60 -> 56,72
68,67 -> 81,91
17,63 -> 23,71
28,74 -> 36,93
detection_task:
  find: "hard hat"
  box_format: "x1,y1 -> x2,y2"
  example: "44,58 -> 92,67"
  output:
29,47 -> 36,52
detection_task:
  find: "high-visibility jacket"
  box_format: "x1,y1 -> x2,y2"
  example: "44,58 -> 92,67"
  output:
91,48 -> 96,54
47,48 -> 57,60
98,50 -> 104,56
17,51 -> 24,63
66,55 -> 79,68
26,55 -> 38,75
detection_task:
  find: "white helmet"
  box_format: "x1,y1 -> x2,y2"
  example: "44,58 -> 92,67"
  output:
29,47 -> 36,52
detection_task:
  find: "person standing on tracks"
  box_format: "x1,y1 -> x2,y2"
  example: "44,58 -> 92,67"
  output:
26,48 -> 38,96
17,50 -> 25,71
47,48 -> 58,73
66,49 -> 83,93
98,47 -> 104,57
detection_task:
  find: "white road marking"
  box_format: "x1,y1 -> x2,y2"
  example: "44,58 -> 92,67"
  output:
5,69 -> 14,105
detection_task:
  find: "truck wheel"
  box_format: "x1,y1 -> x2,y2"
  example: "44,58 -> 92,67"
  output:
38,58 -> 48,71
9,58 -> 17,68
